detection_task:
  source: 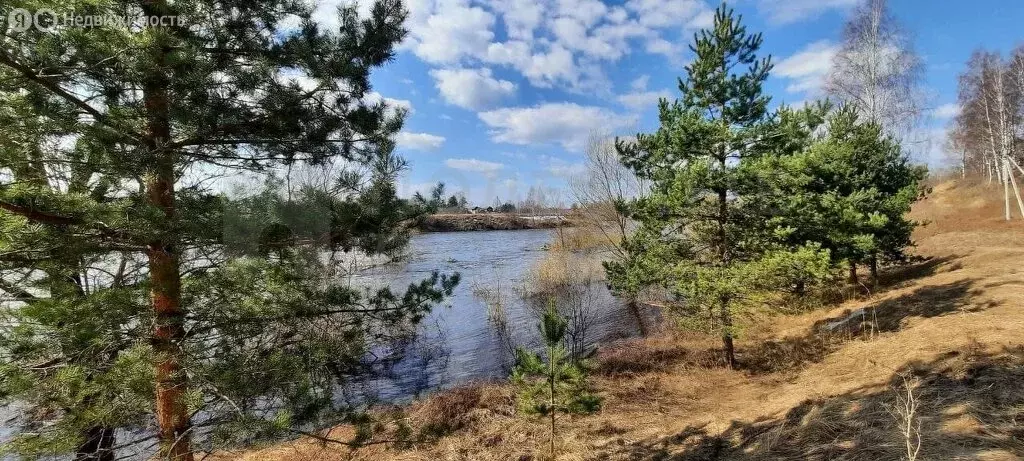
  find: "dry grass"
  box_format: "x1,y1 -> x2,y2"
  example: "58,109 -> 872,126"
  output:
548,225 -> 621,253
522,248 -> 606,298
595,335 -> 720,376
234,180 -> 1024,460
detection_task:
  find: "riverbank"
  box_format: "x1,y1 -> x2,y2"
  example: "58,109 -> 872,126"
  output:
415,213 -> 570,232
231,180 -> 1024,460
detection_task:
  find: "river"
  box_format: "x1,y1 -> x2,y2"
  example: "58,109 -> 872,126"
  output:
353,229 -> 660,402
0,229 -> 659,458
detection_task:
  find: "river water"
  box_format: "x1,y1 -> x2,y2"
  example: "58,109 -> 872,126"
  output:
0,229 -> 659,458
353,229 -> 660,402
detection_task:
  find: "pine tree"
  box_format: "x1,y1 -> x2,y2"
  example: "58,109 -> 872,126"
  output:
511,301 -> 600,459
608,5 -> 831,368
0,1 -> 457,459
764,104 -> 927,291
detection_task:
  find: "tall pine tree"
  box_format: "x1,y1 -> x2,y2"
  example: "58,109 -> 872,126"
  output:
611,5 -> 767,368
0,1 -> 456,459
608,5 -> 830,368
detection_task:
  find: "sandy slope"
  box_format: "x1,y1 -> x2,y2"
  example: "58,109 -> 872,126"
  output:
233,180 -> 1024,461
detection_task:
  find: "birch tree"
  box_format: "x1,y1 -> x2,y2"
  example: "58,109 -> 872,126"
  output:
953,49 -> 1024,219
826,0 -> 925,138
569,132 -> 646,258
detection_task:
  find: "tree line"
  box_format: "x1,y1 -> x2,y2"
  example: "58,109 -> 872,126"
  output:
948,46 -> 1024,219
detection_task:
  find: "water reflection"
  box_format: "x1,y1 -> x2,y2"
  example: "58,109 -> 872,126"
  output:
352,229 -> 660,403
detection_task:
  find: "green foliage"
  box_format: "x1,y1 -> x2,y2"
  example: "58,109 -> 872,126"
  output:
511,301 -> 600,457
757,104 -> 928,275
607,5 -> 832,366
0,0 -> 459,458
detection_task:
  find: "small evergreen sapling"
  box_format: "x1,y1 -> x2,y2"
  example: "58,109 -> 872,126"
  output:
511,301 -> 601,459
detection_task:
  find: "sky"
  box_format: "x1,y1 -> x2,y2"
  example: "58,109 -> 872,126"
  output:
334,0 -> 1024,206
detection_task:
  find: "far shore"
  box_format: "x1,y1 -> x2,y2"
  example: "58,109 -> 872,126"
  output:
414,213 -> 572,233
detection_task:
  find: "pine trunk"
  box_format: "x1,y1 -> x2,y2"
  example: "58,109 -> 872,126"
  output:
869,254 -> 879,290
142,1 -> 192,458
717,133 -> 734,369
848,261 -> 859,286
549,345 -> 556,458
720,297 -> 736,369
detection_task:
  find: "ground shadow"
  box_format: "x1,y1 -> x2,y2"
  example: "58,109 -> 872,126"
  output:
740,276 -> 992,374
593,346 -> 1024,460
878,255 -> 963,290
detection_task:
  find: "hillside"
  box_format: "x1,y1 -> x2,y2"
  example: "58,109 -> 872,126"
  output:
234,180 -> 1024,461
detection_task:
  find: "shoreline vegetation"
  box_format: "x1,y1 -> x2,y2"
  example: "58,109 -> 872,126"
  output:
415,213 -> 571,233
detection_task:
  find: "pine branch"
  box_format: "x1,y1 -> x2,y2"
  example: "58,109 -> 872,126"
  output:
0,200 -> 81,226
0,51 -> 142,143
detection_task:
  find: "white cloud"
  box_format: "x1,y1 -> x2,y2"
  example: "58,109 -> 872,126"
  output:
478,103 -> 634,151
556,0 -> 610,28
404,0 -> 496,64
933,103 -> 960,120
631,75 -> 650,91
644,37 -> 683,60
396,132 -> 446,151
295,0 -> 375,32
400,0 -> 713,94
484,41 -> 569,86
445,158 -> 505,177
365,91 -> 413,114
512,44 -> 584,89
686,9 -> 715,29
619,73 -> 670,110
774,40 -> 838,95
430,68 -> 517,111
617,89 -> 672,110
543,157 -> 587,178
916,127 -> 954,168
487,0 -> 544,40
608,6 -> 629,23
277,69 -> 318,92
626,0 -> 704,28
755,0 -> 858,25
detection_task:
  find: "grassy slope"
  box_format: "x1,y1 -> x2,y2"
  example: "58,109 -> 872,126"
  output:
235,180 -> 1024,461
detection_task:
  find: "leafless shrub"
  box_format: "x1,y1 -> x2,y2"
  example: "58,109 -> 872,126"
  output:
522,252 -> 603,361
472,272 -> 520,367
886,375 -> 923,461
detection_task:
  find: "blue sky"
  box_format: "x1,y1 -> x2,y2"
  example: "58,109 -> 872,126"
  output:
342,0 -> 1024,206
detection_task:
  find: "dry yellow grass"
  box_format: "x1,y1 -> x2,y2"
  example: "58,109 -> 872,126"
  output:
548,224 -> 622,253
232,180 -> 1024,461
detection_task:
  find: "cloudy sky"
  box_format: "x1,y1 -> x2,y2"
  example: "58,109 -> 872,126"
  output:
343,0 -> 1024,205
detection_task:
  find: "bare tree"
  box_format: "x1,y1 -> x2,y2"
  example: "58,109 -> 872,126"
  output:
569,132 -> 647,258
519,185 -> 549,216
954,49 -> 1024,219
826,0 -> 925,138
